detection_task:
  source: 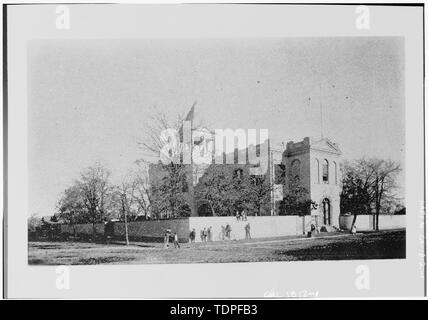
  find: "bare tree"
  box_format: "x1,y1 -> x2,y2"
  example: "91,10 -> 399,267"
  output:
133,162 -> 153,219
113,177 -> 138,245
137,106 -> 198,219
368,159 -> 401,230
341,158 -> 402,231
138,107 -> 186,162
77,163 -> 114,226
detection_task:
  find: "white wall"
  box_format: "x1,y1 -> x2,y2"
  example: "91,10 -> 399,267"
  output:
378,215 -> 406,229
188,216 -> 309,242
339,215 -> 373,230
339,215 -> 405,231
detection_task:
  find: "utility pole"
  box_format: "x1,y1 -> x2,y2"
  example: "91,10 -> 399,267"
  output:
319,83 -> 324,140
121,194 -> 129,246
269,139 -> 275,216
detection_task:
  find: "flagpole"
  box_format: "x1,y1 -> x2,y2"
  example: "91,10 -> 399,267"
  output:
184,102 -> 197,217
319,83 -> 324,140
269,139 -> 275,216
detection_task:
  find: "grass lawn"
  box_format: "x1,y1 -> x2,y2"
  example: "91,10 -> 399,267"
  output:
28,229 -> 405,265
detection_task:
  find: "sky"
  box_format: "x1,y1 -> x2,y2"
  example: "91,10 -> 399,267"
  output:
28,37 -> 405,216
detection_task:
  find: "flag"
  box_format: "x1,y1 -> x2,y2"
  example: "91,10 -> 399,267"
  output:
185,101 -> 196,121
179,101 -> 196,150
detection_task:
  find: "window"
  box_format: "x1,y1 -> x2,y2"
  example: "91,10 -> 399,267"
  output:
333,161 -> 337,184
315,158 -> 320,183
322,159 -> 329,183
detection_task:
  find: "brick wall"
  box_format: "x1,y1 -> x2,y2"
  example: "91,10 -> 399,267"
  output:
113,219 -> 190,242
60,223 -> 105,235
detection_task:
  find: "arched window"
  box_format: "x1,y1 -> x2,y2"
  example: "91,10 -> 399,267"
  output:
322,198 -> 331,225
315,158 -> 320,183
322,159 -> 329,183
333,161 -> 337,184
291,159 -> 301,180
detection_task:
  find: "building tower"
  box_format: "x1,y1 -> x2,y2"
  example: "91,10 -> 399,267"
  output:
282,137 -> 342,230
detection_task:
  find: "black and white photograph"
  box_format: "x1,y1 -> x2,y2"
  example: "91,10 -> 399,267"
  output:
2,2 -> 425,300
27,37 -> 406,265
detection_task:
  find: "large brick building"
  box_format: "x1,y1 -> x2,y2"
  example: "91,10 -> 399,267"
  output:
149,128 -> 342,229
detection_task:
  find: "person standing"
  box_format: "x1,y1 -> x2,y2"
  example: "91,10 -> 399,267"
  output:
207,226 -> 212,242
225,224 -> 231,240
173,232 -> 181,248
221,225 -> 226,241
245,223 -> 251,240
164,229 -> 171,248
190,228 -> 196,243
203,228 -> 208,242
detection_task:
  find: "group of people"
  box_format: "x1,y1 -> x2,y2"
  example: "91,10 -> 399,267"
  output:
235,210 -> 248,221
163,229 -> 181,249
188,227 -> 213,243
200,227 -> 213,242
167,221 -> 252,248
221,224 -> 232,240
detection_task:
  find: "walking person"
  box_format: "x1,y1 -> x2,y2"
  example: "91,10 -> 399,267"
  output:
225,224 -> 231,240
191,228 -> 196,243
164,228 -> 171,249
221,225 -> 226,241
245,223 -> 251,240
173,232 -> 180,249
207,226 -> 212,242
242,210 -> 247,221
189,229 -> 195,243
203,228 -> 208,242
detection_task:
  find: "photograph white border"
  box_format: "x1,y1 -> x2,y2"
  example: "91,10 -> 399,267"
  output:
3,3 -> 425,298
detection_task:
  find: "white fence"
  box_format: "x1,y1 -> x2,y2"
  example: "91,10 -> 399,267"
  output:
188,216 -> 310,242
